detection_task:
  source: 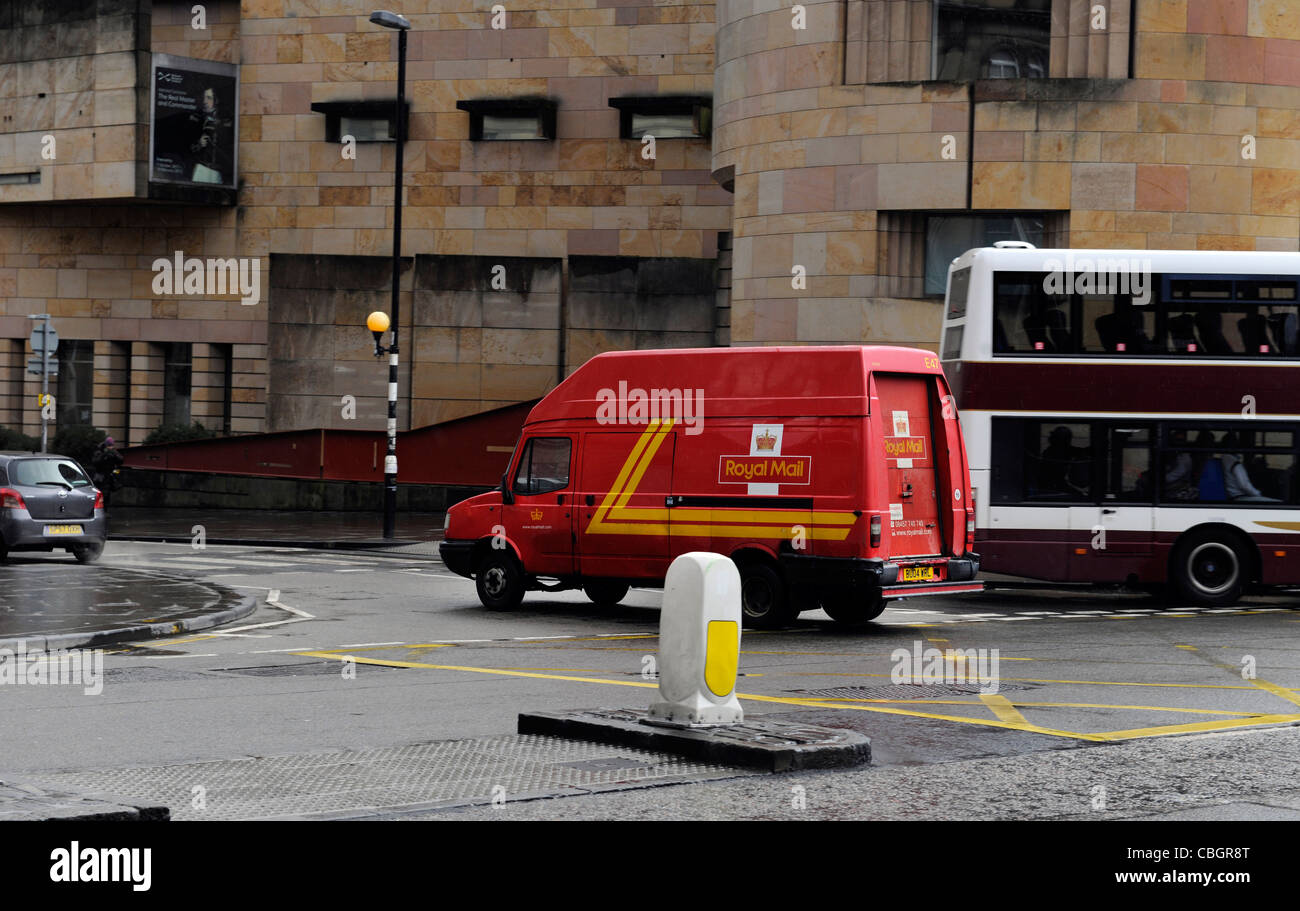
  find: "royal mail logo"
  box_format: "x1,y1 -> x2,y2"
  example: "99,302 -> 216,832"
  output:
719,455 -> 812,485
754,429 -> 777,451
530,508 -> 543,520
883,436 -> 926,460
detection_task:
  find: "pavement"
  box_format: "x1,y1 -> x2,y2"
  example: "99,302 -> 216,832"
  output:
2,507 -> 440,650
107,506 -> 446,552
1,508 -> 440,818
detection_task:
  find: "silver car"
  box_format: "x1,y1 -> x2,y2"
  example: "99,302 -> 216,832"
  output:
0,452 -> 106,563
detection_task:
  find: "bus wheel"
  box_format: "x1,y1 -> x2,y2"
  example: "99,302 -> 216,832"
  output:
820,592 -> 887,626
583,580 -> 629,607
738,562 -> 795,630
1171,532 -> 1247,606
476,551 -> 525,611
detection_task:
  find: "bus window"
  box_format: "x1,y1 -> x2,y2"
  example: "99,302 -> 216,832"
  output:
993,272 -> 1074,354
991,419 -> 1092,502
1085,294 -> 1155,354
1106,426 -> 1153,501
941,324 -> 964,360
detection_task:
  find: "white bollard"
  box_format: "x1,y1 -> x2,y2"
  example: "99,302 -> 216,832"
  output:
646,552 -> 744,727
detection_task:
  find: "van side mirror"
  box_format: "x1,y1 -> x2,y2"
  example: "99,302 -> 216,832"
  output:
501,472 -> 514,505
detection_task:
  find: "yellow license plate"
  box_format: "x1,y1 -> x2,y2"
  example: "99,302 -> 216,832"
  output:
44,525 -> 84,535
900,566 -> 936,582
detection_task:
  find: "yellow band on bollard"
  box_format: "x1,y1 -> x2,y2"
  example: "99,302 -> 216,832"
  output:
704,620 -> 739,697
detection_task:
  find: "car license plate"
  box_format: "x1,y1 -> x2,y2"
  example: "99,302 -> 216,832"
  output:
44,524 -> 84,536
900,566 -> 936,582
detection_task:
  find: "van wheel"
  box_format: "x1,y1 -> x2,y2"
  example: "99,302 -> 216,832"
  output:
583,580 -> 629,607
72,542 -> 103,565
820,592 -> 887,626
0,536 -> 7,562
476,551 -> 525,611
1170,531 -> 1248,606
738,562 -> 795,630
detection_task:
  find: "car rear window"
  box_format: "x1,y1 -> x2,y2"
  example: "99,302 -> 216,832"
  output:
11,459 -> 92,488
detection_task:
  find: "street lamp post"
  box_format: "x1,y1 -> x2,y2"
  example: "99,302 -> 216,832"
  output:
370,9 -> 411,539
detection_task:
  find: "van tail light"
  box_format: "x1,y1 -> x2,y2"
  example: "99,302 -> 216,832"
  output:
94,489 -> 105,509
870,514 -> 882,548
0,487 -> 26,510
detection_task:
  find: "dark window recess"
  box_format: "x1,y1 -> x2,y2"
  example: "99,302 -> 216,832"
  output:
992,271 -> 1300,357
609,96 -> 712,140
512,437 -> 571,496
163,343 -> 193,428
0,171 -> 40,185
991,417 -> 1300,507
456,98 -> 557,141
926,214 -> 1046,296
56,340 -> 94,427
311,100 -> 409,143
934,0 -> 1052,82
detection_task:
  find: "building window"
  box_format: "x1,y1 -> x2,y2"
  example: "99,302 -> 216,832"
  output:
311,100 -> 408,143
923,213 -> 1046,296
163,343 -> 192,427
609,96 -> 712,140
456,98 -> 557,141
56,340 -> 94,427
934,0 -> 1051,82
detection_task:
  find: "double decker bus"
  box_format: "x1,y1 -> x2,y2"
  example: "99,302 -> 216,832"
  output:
940,243 -> 1300,605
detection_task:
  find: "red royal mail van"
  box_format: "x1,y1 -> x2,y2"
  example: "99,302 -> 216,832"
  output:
439,345 -> 982,628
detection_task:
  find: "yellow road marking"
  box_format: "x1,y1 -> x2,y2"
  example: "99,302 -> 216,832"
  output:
1093,715 -> 1300,741
1249,677 -> 1300,708
981,693 -> 1029,725
295,651 -> 1299,743
803,698 -> 1265,716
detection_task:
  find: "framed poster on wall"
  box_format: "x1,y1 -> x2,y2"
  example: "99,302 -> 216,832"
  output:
149,54 -> 239,189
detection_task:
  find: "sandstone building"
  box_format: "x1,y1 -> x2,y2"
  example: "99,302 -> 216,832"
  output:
0,0 -> 1296,445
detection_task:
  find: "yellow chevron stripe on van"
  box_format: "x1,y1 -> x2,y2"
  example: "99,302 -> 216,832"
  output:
586,423 -> 857,541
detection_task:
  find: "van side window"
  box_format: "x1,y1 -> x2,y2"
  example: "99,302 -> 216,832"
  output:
512,437 -> 571,496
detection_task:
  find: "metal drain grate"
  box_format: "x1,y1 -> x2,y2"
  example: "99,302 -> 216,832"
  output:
26,735 -> 756,820
215,662 -> 400,678
792,682 -> 1034,700
550,757 -> 654,773
103,667 -> 214,683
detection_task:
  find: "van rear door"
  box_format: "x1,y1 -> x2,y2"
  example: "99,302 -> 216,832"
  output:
875,374 -> 943,557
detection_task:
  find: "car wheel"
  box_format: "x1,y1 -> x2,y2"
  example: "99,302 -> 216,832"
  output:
738,562 -> 796,630
820,591 -> 887,626
72,542 -> 103,564
476,550 -> 525,611
583,580 -> 629,607
0,535 -> 7,562
1170,531 -> 1248,606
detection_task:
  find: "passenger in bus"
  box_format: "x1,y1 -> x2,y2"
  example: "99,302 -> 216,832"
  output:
1219,433 -> 1279,501
1038,426 -> 1089,497
1162,430 -> 1198,500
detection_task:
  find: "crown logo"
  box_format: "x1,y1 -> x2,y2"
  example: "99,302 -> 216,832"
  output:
755,430 -> 777,451
530,509 -> 543,520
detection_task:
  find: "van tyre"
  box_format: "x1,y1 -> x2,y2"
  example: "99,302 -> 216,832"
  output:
1170,531 -> 1248,606
583,580 -> 629,607
72,542 -> 103,565
820,592 -> 887,626
738,562 -> 796,630
476,551 -> 525,611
